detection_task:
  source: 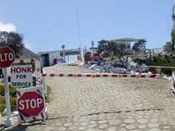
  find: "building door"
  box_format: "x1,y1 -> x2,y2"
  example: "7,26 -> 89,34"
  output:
41,54 -> 50,67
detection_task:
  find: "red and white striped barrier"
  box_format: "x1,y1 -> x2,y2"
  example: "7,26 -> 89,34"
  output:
42,73 -> 160,79
0,73 -> 161,79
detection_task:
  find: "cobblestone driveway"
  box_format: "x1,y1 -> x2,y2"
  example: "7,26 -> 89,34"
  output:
8,65 -> 175,131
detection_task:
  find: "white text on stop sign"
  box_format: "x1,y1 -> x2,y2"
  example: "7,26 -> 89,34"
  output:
19,98 -> 43,110
0,52 -> 14,62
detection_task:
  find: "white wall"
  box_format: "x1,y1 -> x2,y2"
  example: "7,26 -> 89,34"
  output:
49,51 -> 60,65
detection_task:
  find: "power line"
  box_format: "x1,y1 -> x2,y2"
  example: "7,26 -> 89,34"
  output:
76,9 -> 81,49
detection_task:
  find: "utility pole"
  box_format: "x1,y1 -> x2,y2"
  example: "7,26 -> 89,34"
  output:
76,9 -> 82,61
172,3 -> 175,51
91,41 -> 94,55
61,45 -> 65,62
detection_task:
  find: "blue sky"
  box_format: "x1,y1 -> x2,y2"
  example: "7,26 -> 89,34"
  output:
0,0 -> 174,53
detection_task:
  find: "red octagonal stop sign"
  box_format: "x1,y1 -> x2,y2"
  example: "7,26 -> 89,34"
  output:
17,91 -> 45,117
0,46 -> 15,67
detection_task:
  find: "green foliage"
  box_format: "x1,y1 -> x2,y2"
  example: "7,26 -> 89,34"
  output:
10,97 -> 17,111
47,85 -> 51,96
0,97 -> 16,115
0,31 -> 24,58
132,40 -> 146,52
9,86 -> 18,97
148,67 -> 157,74
0,85 -> 4,96
134,55 -> 175,75
0,84 -> 18,114
0,97 -> 5,113
135,55 -> 175,67
0,84 -> 17,96
150,55 -> 175,75
97,40 -> 110,57
171,29 -> 175,51
61,44 -> 65,50
161,68 -> 173,76
97,40 -> 128,58
46,85 -> 51,103
134,59 -> 150,65
151,55 -> 175,66
148,67 -> 173,76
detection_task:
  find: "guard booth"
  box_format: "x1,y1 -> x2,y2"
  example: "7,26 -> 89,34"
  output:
38,48 -> 81,67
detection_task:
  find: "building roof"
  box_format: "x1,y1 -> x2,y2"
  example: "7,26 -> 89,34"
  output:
38,49 -> 81,56
110,38 -> 146,43
20,47 -> 40,61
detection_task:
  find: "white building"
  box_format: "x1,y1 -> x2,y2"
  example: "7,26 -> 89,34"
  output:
38,49 -> 81,67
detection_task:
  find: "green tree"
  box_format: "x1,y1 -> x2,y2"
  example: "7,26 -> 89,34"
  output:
132,40 -> 146,52
109,41 -> 127,56
172,29 -> 175,51
97,40 -> 128,58
97,40 -> 110,57
61,44 -> 65,50
0,31 -> 24,58
172,5 -> 175,51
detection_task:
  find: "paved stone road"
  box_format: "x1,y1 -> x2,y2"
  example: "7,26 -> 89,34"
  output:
5,65 -> 175,131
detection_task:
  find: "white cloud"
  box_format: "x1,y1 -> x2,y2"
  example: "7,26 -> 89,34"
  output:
0,22 -> 16,32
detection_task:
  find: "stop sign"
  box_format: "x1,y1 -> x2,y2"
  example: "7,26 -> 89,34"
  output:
0,46 -> 15,67
17,91 -> 45,117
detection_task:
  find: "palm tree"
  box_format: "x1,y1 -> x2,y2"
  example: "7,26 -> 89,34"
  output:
61,44 -> 66,62
61,45 -> 65,50
172,4 -> 175,51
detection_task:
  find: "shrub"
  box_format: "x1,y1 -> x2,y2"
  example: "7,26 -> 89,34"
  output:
0,97 -> 5,113
10,97 -> 17,111
0,84 -> 17,97
0,84 -> 4,96
46,85 -> 51,103
149,67 -> 157,74
0,97 -> 16,115
136,55 -> 175,75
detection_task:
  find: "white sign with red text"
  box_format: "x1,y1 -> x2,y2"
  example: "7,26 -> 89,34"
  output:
11,65 -> 33,88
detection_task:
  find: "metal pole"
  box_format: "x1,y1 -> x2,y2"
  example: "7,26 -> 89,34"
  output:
42,77 -> 47,97
4,68 -> 12,127
63,50 -> 66,62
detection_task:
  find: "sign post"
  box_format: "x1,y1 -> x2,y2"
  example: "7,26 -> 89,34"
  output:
4,68 -> 12,126
0,46 -> 15,127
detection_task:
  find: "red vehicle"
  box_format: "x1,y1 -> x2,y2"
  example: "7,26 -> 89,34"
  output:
84,52 -> 100,63
92,53 -> 100,61
84,52 -> 92,63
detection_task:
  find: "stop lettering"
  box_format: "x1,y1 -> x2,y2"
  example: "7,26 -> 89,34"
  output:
18,98 -> 43,110
0,46 -> 15,67
0,52 -> 14,62
17,91 -> 44,117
